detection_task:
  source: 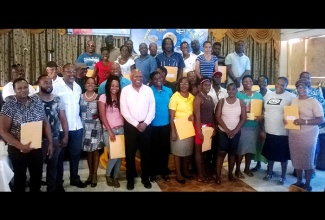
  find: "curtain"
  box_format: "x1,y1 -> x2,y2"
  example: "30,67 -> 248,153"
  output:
208,29 -> 280,84
0,29 -> 279,86
0,29 -> 127,86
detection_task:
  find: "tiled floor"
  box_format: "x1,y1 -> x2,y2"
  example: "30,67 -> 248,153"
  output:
44,159 -> 325,192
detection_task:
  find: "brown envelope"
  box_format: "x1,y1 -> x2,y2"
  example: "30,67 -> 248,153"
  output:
20,121 -> 43,149
86,69 -> 94,77
165,66 -> 178,83
174,117 -> 195,140
202,127 -> 214,152
284,105 -> 300,130
109,135 -> 125,159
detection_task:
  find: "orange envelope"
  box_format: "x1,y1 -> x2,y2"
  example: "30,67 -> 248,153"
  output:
284,105 -> 300,130
109,135 -> 125,159
165,66 -> 178,83
174,117 -> 195,140
20,121 -> 42,149
250,99 -> 263,117
202,127 -> 214,152
86,69 -> 94,77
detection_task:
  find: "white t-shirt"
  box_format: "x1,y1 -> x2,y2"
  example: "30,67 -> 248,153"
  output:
264,91 -> 296,135
2,82 -> 36,100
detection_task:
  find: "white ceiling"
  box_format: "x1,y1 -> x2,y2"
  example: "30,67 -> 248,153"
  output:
280,29 -> 325,41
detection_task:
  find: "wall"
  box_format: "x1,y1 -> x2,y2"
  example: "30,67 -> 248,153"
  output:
280,29 -> 325,85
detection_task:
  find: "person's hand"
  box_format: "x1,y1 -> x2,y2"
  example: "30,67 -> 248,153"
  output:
171,131 -> 177,142
188,115 -> 195,122
47,142 -> 54,159
20,141 -> 32,153
109,131 -> 116,142
137,122 -> 147,132
60,136 -> 68,148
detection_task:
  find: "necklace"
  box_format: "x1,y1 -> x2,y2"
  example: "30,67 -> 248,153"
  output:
200,91 -> 211,101
85,92 -> 96,99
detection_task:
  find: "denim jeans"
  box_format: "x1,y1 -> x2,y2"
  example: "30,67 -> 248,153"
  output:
103,127 -> 124,178
57,128 -> 84,185
42,138 -> 61,192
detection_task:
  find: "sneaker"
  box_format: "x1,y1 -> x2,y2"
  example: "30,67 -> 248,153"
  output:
278,177 -> 286,185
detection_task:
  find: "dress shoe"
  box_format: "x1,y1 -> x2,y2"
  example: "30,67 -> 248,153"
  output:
127,180 -> 134,190
141,179 -> 152,189
85,175 -> 92,185
91,174 -> 97,188
263,174 -> 273,181
106,176 -> 114,186
303,184 -> 312,192
70,179 -> 87,188
55,185 -> 65,192
176,178 -> 186,184
162,175 -> 170,182
114,178 -> 120,188
149,175 -> 156,183
183,174 -> 194,180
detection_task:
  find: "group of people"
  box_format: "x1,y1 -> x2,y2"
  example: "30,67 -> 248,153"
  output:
1,35 -> 325,192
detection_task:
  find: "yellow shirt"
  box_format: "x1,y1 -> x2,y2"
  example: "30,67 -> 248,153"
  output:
169,91 -> 194,119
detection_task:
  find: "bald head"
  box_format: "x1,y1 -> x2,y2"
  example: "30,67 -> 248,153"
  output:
149,42 -> 158,57
110,62 -> 122,77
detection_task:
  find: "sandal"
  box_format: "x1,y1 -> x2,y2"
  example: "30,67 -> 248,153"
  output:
244,170 -> 254,177
235,171 -> 245,179
228,175 -> 237,182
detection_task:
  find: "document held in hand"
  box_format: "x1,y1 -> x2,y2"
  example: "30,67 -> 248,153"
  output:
165,66 -> 178,83
174,117 -> 195,140
284,105 -> 300,130
202,127 -> 214,152
250,99 -> 263,117
109,135 -> 126,159
20,121 -> 43,149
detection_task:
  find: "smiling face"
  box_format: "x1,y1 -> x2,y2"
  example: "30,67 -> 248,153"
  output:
179,77 -> 190,93
275,78 -> 287,94
151,72 -> 163,88
13,79 -> 29,99
242,76 -> 253,90
201,80 -> 211,94
110,79 -> 120,95
131,69 -> 143,88
62,64 -> 77,84
39,75 -> 53,94
85,77 -> 96,93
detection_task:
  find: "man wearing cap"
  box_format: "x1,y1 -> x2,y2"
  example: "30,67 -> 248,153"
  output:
206,70 -> 228,176
76,40 -> 102,70
75,63 -> 89,93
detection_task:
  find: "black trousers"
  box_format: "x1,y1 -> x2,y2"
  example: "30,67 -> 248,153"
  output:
8,145 -> 43,192
124,120 -> 152,181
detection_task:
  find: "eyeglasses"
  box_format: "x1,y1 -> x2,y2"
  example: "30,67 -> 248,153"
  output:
87,44 -> 96,48
180,83 -> 189,86
64,70 -> 77,74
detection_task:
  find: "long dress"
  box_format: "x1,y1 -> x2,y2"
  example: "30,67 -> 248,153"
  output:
289,97 -> 323,169
80,94 -> 104,152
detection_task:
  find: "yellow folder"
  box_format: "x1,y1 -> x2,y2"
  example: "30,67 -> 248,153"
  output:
20,121 -> 42,149
86,69 -> 94,77
284,105 -> 300,130
109,135 -> 126,159
250,99 -> 263,117
174,117 -> 195,140
165,66 -> 178,83
202,127 -> 214,152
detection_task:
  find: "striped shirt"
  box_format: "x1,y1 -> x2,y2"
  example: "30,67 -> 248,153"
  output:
196,54 -> 218,78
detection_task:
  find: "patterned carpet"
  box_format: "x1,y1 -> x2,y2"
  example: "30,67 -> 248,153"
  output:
155,168 -> 256,192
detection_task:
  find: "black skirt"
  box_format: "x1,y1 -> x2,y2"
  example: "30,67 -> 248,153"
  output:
262,133 -> 290,162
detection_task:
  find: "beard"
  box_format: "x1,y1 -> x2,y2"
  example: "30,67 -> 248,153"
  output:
40,86 -> 53,94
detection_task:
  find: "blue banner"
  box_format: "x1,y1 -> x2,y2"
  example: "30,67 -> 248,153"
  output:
130,29 -> 209,55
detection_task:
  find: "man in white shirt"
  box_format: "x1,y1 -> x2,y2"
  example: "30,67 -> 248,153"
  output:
225,40 -> 251,90
2,64 -> 36,100
120,69 -> 155,190
52,63 -> 86,190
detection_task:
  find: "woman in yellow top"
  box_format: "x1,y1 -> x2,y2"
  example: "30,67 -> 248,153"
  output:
169,77 -> 195,184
